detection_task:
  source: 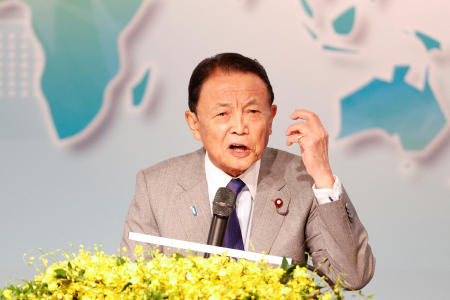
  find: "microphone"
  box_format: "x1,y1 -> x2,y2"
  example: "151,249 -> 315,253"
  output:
204,187 -> 235,258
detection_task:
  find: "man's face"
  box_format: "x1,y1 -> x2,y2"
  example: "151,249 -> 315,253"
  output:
186,70 -> 277,177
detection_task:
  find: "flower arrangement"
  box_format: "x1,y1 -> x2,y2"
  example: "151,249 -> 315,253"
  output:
1,245 -> 348,299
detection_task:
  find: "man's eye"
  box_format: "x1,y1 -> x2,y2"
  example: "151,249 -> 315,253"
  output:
217,112 -> 227,117
249,109 -> 259,114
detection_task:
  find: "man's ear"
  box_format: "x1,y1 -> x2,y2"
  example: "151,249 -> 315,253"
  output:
185,110 -> 202,141
268,105 -> 277,135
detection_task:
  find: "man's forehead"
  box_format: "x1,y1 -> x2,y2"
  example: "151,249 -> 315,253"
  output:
212,99 -> 260,108
200,72 -> 269,98
205,69 -> 263,84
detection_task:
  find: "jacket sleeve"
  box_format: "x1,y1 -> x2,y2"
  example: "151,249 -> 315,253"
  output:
120,170 -> 161,259
305,187 -> 375,290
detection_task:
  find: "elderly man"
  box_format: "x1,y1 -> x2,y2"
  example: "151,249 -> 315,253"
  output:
121,53 -> 375,289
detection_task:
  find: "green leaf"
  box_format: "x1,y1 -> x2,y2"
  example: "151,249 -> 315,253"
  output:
75,269 -> 85,281
68,262 -> 72,270
54,268 -> 69,279
174,253 -> 185,260
146,290 -> 165,300
280,265 -> 296,284
116,256 -> 126,266
281,257 -> 289,270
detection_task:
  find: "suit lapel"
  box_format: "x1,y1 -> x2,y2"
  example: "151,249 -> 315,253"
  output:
175,148 -> 212,244
250,148 -> 291,254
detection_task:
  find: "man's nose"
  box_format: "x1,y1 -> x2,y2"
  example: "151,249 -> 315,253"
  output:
230,112 -> 247,134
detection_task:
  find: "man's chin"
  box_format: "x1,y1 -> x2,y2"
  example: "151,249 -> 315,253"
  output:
223,160 -> 255,177
224,168 -> 245,177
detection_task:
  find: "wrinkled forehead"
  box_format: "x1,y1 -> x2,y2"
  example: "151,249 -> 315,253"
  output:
199,69 -> 271,103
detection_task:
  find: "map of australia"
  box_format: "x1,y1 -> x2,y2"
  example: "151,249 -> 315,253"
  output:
339,66 -> 446,151
298,0 -> 447,153
22,0 -> 142,140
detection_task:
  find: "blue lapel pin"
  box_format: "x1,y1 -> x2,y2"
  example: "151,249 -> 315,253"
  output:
191,205 -> 198,216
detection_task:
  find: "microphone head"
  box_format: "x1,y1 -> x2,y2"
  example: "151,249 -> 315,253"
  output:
213,187 -> 235,217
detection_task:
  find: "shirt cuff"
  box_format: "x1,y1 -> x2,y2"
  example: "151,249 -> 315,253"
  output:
312,175 -> 342,205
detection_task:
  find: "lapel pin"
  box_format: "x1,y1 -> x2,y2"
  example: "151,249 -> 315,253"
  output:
275,198 -> 283,208
274,198 -> 288,216
191,205 -> 198,216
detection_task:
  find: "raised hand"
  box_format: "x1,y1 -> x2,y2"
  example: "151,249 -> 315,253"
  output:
285,109 -> 334,188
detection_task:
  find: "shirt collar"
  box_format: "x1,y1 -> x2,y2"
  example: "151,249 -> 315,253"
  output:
204,152 -> 260,200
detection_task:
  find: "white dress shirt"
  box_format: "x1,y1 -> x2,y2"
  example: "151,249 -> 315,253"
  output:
204,152 -> 342,251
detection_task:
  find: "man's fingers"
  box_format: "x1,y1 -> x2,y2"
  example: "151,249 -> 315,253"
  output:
290,109 -> 323,127
285,121 -> 309,136
286,134 -> 305,146
290,109 -> 316,121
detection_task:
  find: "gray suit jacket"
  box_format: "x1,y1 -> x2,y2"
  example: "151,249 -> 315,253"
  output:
121,147 -> 375,289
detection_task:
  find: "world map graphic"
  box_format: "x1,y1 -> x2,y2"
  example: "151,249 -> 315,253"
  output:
0,0 -> 447,153
300,0 -> 446,152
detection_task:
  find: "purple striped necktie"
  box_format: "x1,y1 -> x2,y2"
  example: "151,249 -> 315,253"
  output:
223,178 -> 246,250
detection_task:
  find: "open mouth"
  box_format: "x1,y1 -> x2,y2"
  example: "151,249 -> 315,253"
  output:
229,144 -> 249,153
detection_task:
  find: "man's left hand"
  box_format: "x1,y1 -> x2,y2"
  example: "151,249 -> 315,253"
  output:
285,109 -> 334,188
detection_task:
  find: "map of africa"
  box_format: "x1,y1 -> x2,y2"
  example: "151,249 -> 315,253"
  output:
22,0 -> 142,140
